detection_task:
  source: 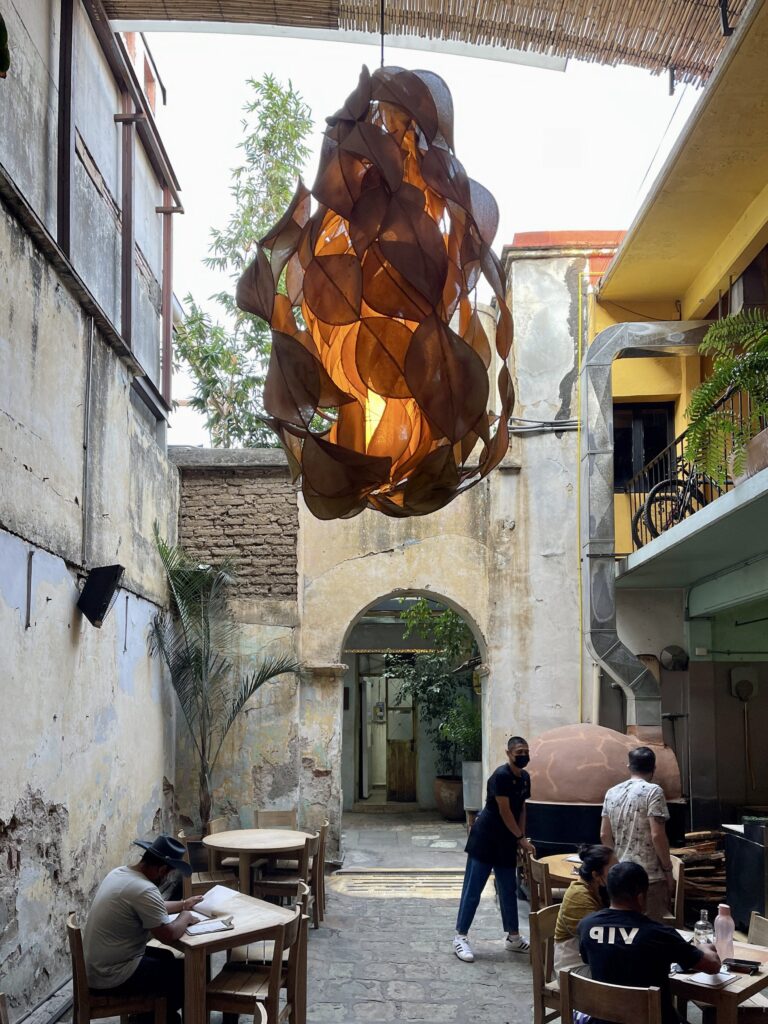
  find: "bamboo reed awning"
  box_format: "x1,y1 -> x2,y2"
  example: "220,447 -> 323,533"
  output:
102,0 -> 749,84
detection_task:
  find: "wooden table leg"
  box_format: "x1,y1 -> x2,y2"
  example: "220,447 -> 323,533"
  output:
239,851 -> 251,895
184,948 -> 207,1024
715,996 -> 739,1024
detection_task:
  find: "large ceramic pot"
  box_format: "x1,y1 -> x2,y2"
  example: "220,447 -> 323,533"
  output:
461,761 -> 483,812
434,775 -> 465,821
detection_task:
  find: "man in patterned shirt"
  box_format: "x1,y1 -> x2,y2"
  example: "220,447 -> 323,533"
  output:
600,746 -> 674,922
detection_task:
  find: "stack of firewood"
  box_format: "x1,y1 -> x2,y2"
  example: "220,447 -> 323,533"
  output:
671,830 -> 726,904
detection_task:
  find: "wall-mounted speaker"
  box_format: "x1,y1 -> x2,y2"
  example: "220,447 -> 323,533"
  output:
77,564 -> 125,627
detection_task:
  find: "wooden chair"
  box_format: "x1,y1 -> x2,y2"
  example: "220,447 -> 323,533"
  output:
256,809 -> 298,829
530,904 -> 561,1024
253,834 -> 321,926
264,822 -> 329,928
229,882 -> 310,966
560,968 -> 662,1024
178,829 -> 238,899
207,906 -> 304,1024
662,856 -> 685,929
0,993 -> 9,1024
529,856 -> 555,912
67,913 -> 167,1024
207,815 -> 241,871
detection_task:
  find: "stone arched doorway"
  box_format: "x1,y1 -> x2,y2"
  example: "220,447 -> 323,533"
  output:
339,590 -> 488,817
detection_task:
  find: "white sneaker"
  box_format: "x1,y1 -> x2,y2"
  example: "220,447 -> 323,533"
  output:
453,934 -> 475,962
505,933 -> 530,953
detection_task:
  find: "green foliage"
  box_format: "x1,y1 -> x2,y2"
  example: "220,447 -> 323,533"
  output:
439,694 -> 482,762
175,74 -> 313,447
149,527 -> 298,828
385,598 -> 478,777
685,310 -> 768,482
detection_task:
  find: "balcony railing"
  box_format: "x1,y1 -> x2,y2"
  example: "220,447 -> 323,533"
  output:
625,389 -> 766,551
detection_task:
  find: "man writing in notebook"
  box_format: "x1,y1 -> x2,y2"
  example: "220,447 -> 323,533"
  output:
83,834 -> 203,1021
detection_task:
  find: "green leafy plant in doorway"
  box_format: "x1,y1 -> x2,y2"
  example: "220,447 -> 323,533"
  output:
149,528 -> 298,830
385,598 -> 478,777
685,309 -> 768,483
440,694 -> 482,763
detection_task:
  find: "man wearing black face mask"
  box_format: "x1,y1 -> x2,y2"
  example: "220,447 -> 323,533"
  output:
453,736 -> 534,963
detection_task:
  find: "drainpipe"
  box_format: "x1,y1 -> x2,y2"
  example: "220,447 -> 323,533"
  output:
579,320 -> 708,732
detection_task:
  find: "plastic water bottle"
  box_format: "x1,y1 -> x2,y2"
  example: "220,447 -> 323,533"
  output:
694,909 -> 715,947
714,904 -> 735,961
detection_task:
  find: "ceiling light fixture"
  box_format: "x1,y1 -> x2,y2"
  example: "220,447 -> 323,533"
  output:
236,65 -> 514,519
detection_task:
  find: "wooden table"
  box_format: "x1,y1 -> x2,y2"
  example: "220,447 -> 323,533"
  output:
538,853 -> 581,887
171,889 -> 294,1024
203,828 -> 313,894
670,940 -> 768,1024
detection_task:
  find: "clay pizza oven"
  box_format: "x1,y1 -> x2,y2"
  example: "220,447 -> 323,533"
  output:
525,723 -> 685,853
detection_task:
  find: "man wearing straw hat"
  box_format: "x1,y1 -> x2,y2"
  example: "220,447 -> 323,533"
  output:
83,835 -> 203,1021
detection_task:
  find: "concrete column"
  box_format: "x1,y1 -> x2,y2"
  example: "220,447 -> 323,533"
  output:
299,663 -> 347,861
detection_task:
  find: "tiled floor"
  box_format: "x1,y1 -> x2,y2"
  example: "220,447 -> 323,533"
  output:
306,812 -> 533,1023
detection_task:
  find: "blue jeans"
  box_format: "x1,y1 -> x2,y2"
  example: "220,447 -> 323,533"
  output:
456,855 -> 520,935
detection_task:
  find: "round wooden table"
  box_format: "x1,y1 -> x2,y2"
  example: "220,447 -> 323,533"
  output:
203,828 -> 314,894
538,852 -> 581,887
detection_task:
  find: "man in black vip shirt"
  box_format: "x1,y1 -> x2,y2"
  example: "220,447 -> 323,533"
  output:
578,862 -> 720,1024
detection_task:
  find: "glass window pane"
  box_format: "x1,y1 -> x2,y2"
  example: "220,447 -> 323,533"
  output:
388,708 -> 413,741
387,677 -> 412,708
641,408 -> 671,466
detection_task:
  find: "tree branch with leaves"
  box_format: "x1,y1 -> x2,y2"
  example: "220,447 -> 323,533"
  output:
175,74 -> 313,447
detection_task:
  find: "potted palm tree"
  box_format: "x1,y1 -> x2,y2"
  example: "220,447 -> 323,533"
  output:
685,309 -> 768,483
149,529 -> 298,833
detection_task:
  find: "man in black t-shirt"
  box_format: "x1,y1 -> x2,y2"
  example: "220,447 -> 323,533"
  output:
578,862 -> 720,1024
453,735 -> 535,963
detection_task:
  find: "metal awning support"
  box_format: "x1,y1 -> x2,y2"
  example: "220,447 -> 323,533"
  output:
579,320 -> 709,729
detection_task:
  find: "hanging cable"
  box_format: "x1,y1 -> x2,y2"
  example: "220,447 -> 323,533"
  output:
380,0 -> 385,67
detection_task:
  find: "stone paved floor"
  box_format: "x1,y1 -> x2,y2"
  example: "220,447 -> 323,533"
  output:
306,812 -> 534,1023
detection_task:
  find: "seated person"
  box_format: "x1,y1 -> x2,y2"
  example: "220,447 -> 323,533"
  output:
83,834 -> 203,1021
554,844 -> 616,972
578,861 -> 720,1024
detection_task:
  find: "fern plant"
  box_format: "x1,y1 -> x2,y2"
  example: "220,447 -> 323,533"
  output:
149,528 -> 298,830
685,309 -> 768,483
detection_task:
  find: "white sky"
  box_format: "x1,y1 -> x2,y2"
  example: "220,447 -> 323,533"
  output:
146,31 -> 701,446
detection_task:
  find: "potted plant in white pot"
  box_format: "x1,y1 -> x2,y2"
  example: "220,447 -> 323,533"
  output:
439,695 -> 483,814
685,309 -> 768,483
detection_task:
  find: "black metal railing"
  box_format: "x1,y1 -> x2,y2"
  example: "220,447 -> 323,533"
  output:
624,389 -> 766,551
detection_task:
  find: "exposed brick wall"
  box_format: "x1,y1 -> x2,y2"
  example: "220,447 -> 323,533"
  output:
177,467 -> 298,599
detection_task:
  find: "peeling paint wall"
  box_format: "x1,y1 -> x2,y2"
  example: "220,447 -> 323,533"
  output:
0,4 -> 179,1011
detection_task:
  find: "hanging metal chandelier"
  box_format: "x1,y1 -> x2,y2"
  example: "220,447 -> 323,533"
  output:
236,65 -> 514,519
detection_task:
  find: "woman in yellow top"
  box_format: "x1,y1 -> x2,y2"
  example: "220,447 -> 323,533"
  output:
554,844 -> 617,971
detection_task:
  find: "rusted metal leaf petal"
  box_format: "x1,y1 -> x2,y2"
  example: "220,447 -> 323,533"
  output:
355,317 -> 412,399
339,122 -> 404,193
404,314 -> 489,443
235,247 -> 276,322
304,254 -> 363,326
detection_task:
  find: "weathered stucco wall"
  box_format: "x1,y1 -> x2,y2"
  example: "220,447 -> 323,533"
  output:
0,129 -> 178,1022
169,450 -> 301,835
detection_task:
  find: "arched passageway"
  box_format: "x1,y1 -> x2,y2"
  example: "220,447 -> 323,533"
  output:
340,590 -> 486,815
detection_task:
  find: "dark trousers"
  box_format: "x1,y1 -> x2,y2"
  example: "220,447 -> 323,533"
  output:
96,946 -> 183,1021
456,855 -> 520,935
